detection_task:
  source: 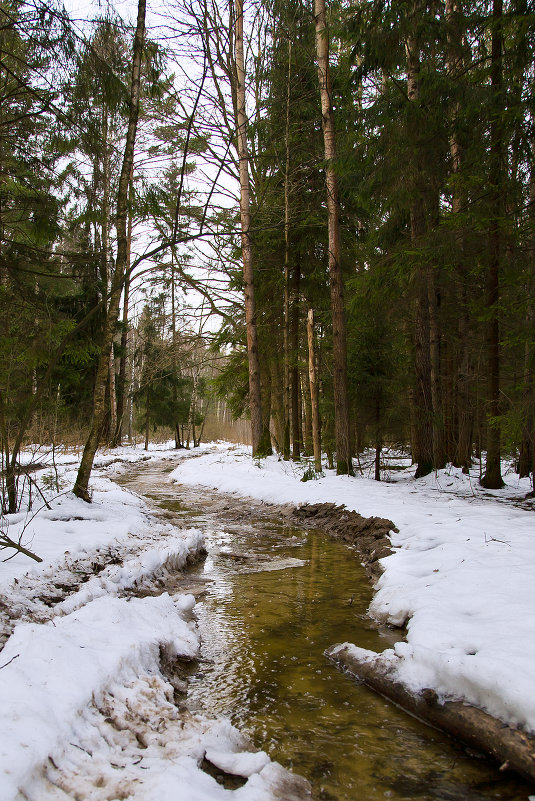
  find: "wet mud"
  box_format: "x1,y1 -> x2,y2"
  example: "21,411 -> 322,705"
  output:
290,502 -> 396,580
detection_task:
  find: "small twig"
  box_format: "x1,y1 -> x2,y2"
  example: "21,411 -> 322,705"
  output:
69,743 -> 92,756
27,474 -> 52,511
484,534 -> 511,547
0,654 -> 19,670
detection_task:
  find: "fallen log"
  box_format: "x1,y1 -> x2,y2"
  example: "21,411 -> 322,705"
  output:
325,643 -> 535,785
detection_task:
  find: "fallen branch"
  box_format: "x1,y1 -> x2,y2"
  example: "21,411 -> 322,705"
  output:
1,532 -> 42,563
325,643 -> 535,784
0,654 -> 19,670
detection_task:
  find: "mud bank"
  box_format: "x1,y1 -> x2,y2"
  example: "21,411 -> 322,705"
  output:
326,643 -> 535,786
285,500 -> 535,786
291,502 -> 397,580
122,464 -> 534,797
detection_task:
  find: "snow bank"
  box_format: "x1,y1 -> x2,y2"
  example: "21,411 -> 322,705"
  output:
0,443 -> 310,800
0,474 -> 148,587
56,528 -> 205,615
0,592 -> 198,798
170,446 -> 535,733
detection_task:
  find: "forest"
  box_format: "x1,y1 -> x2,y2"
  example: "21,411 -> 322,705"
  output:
1,0 -> 534,515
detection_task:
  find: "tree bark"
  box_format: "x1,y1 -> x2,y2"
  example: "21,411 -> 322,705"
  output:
480,0 -> 504,489
291,253 -> 301,460
112,173 -> 134,447
74,0 -> 146,500
519,133 -> 535,479
109,346 -> 117,437
406,30 -> 434,478
283,38 -> 292,461
307,309 -> 322,472
326,643 -> 535,785
144,384 -> 150,451
446,0 -> 473,473
374,396 -> 381,482
314,0 -> 353,475
234,0 -> 265,457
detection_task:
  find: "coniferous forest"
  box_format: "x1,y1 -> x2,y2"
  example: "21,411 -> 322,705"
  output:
1,0 -> 534,512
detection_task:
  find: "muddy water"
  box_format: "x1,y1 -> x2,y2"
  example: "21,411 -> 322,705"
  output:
118,461 -> 531,801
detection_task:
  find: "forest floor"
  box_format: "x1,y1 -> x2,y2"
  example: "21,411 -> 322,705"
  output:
0,441 -> 534,799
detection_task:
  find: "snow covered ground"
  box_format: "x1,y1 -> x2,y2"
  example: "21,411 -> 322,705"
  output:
2,439 -> 535,799
169,443 -> 535,736
0,443 -> 309,801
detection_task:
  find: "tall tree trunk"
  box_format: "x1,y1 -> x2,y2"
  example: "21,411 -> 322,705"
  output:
109,346 -> 117,437
406,31 -> 434,477
374,396 -> 381,482
234,0 -> 265,457
446,0 -> 473,472
112,172 -> 134,446
144,384 -> 150,451
101,107 -> 111,300
74,0 -> 146,500
302,370 -> 313,457
307,309 -> 322,472
170,253 -> 182,449
427,263 -> 445,469
269,353 -> 285,453
283,38 -> 292,461
480,0 -> 504,488
291,253 -> 301,460
519,132 -> 535,479
314,0 -> 353,475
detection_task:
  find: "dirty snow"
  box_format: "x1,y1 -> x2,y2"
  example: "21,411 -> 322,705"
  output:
169,443 -> 535,736
2,438 -> 535,799
0,443 -> 310,801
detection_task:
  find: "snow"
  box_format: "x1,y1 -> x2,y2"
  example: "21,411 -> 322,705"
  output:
0,593 -> 197,798
0,443 -> 308,800
169,443 -> 535,735
2,439 -> 535,798
205,748 -> 271,777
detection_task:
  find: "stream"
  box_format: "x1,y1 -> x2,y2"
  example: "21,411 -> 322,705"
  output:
117,459 -> 531,801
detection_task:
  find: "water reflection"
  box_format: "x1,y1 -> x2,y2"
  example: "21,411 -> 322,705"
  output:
120,466 -> 531,801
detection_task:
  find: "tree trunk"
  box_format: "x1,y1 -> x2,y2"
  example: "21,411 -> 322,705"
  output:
144,384 -> 150,451
480,0 -> 504,489
283,38 -> 292,461
446,0 -> 473,473
291,254 -> 301,460
302,371 -> 313,457
519,135 -> 535,479
234,0 -> 264,457
109,347 -> 117,439
112,173 -> 134,447
314,0 -> 353,475
74,0 -> 146,500
427,264 -> 445,469
269,348 -> 285,454
326,644 -> 535,785
519,319 -> 534,478
406,31 -> 434,478
307,309 -> 322,472
374,396 -> 381,482
101,106 -> 111,300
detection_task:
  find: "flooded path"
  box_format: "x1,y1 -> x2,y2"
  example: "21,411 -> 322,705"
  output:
118,459 -> 531,801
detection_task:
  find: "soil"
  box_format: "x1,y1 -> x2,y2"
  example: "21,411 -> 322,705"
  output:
290,502 -> 397,581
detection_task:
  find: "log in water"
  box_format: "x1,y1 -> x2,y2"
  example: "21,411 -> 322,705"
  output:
118,461 -> 532,801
